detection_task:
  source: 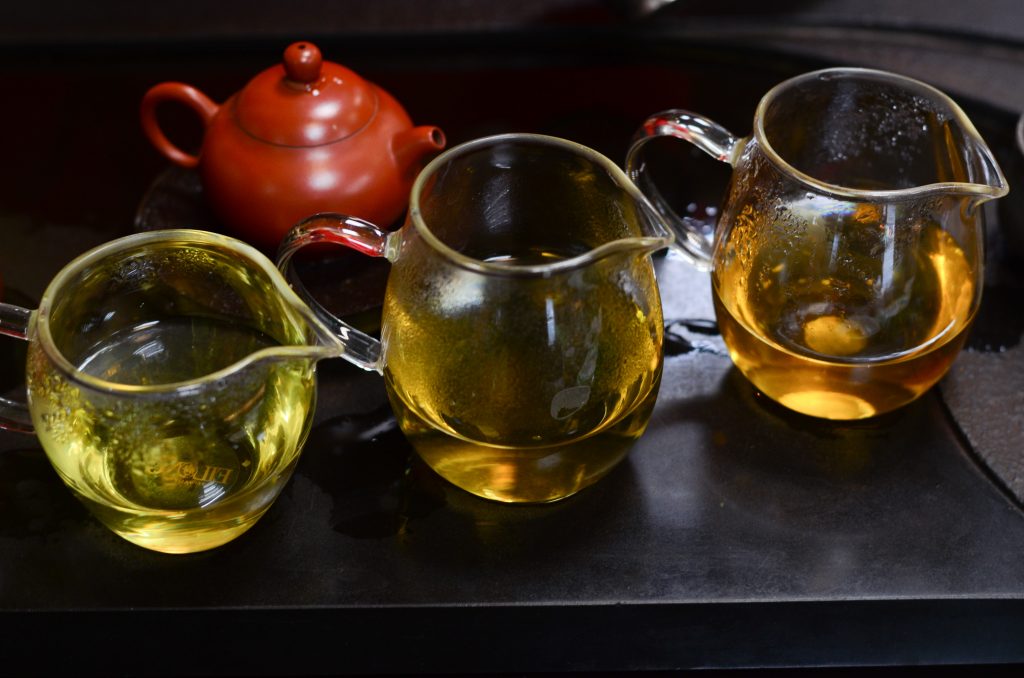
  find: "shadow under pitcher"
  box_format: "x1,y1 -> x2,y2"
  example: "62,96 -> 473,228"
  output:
628,67 -> 1009,420
279,133 -> 674,503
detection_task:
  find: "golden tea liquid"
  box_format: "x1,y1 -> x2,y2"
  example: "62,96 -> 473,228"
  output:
382,248 -> 663,503
713,207 -> 975,419
29,317 -> 317,553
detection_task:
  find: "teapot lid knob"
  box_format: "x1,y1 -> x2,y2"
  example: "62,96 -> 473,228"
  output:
283,41 -> 322,83
234,39 -> 378,145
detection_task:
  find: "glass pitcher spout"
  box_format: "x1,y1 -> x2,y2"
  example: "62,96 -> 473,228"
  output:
940,131 -> 1009,207
852,104 -> 1010,210
750,67 -> 1009,206
400,132 -> 676,277
590,177 -> 676,264
572,231 -> 674,270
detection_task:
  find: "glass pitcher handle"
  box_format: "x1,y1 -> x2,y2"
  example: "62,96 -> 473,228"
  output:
626,109 -> 741,270
0,302 -> 34,433
276,213 -> 397,374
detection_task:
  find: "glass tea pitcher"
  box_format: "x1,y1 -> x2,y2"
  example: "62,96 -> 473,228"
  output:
627,67 -> 1008,420
279,133 -> 674,503
0,230 -> 348,553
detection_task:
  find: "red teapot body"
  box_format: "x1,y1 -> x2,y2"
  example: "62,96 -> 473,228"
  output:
141,41 -> 445,251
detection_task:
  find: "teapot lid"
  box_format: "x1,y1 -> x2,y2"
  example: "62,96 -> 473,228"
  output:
234,41 -> 377,147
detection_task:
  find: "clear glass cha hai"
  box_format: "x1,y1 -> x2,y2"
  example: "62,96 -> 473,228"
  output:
279,133 -> 673,503
0,230 -> 348,553
628,67 -> 1008,420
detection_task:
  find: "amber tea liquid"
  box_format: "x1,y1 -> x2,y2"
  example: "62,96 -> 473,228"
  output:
382,249 -> 663,503
713,208 -> 975,419
30,317 -> 317,553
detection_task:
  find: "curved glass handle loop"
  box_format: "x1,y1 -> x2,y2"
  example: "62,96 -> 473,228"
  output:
626,109 -> 741,271
276,213 -> 394,374
0,302 -> 34,433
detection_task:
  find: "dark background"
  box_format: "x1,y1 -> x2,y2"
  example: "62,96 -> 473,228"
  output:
2,1 -> 1024,674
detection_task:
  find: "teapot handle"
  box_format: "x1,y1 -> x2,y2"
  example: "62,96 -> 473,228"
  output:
0,302 -> 34,433
140,83 -> 219,169
626,109 -> 741,270
276,213 -> 396,374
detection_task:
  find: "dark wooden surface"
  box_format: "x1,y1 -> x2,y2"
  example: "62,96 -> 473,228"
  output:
1,21 -> 1024,675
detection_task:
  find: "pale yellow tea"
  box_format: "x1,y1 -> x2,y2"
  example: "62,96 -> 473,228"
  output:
382,249 -> 663,503
29,316 -> 317,553
713,208 -> 975,419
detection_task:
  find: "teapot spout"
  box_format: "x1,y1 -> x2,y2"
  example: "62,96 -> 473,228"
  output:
393,125 -> 446,176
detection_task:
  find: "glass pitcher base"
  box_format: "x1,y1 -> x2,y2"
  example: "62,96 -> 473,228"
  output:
727,341 -> 965,421
393,391 -> 658,504
74,492 -> 276,554
414,438 -> 633,504
775,390 -> 879,420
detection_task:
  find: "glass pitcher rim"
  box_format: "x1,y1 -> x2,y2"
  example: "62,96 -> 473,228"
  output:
407,132 -> 675,277
35,228 -> 332,397
753,66 -> 1010,201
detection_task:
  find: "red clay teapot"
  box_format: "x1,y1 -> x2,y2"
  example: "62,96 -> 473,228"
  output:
141,41 -> 445,251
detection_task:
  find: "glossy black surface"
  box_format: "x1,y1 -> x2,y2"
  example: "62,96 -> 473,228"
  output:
1,29 -> 1023,673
